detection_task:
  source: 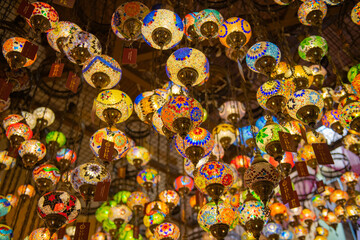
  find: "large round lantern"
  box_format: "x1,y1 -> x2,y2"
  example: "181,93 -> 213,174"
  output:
6,122 -> 32,148
126,146 -> 150,169
26,2 -> 59,33
183,12 -> 203,41
298,0 -> 327,26
2,37 -> 37,69
256,80 -> 289,115
47,21 -> 81,53
0,151 -> 16,171
298,36 -> 328,64
263,222 -> 283,240
218,17 -> 251,49
194,9 -> 224,39
270,202 -> 287,223
299,208 -> 316,229
0,196 -> 11,217
322,109 -> 343,134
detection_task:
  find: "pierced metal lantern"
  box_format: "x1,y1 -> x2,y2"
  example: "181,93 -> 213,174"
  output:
212,123 -> 237,150
284,65 -> 314,91
142,9 -> 184,50
218,101 -> 246,124
194,9 -> 224,39
322,109 -> 343,134
310,65 -> 327,88
338,95 -> 360,133
218,17 -> 251,49
47,21 -> 81,53
32,164 -> 60,193
134,92 -> 166,124
136,168 -> 159,191
64,30 -> 102,65
18,140 -> 46,169
198,201 -> 238,240
298,0 -> 327,26
111,1 -> 150,41
298,36 -> 328,64
343,133 -> 360,155
246,41 -> 281,77
351,2 -> 360,25
2,37 -> 37,69
166,47 -> 210,88
26,2 -> 59,33
183,12 -> 204,41
94,89 -> 133,126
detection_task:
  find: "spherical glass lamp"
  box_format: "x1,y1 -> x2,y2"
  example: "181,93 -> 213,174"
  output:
2,114 -> 24,130
127,191 -> 150,211
271,61 -> 290,81
298,144 -> 317,169
194,9 -> 224,39
218,17 -> 251,49
161,95 -> 204,138
29,228 -> 57,240
230,155 -> 251,173
320,186 -> 334,201
194,161 -> 236,204
309,65 -> 327,88
312,195 -> 326,211
263,222 -> 283,240
134,92 -> 166,124
95,89 -> 133,126
334,205 -> 345,221
32,164 -> 60,193
26,2 -> 59,33
320,87 -> 334,110
145,201 -> 169,216
298,36 -> 328,64
82,55 -> 122,89
281,120 -> 305,146
175,127 -> 214,166
174,175 -> 194,197
338,95 -> 360,133
18,140 -> 46,169
347,63 -> 360,83
316,226 -> 329,237
218,101 -> 246,124
55,148 -> 77,172
126,146 -> 150,169
340,171 -> 359,193
111,2 -> 150,41
279,230 -> 293,240
345,204 -> 360,223
212,123 -> 237,150
144,210 -> 166,232
238,125 -> 258,148
183,12 -> 204,41
5,194 -> 18,207
136,168 -> 159,191
330,190 -> 349,206
0,196 -> 11,217
322,109 -> 343,134
159,190 -> 180,210
2,37 -> 37,69
0,224 -> 12,240
70,162 -> 111,202
298,0 -> 327,26
284,65 -> 314,91
166,47 -> 209,88
33,107 -> 55,128
45,131 -> 66,151
294,225 -> 308,240
190,193 -> 207,211
343,133 -> 360,155
6,122 -> 32,148
20,112 -> 36,130
152,107 -> 175,140
64,30 -> 102,65
299,208 -> 316,229
351,2 -> 360,25
269,202 -> 287,223
154,222 -> 180,240
47,21 -> 81,53
256,80 -> 289,115
0,151 -> 16,171
198,201 -> 238,240
108,205 -> 133,227
286,89 -> 324,128
246,41 -> 281,76
142,9 -> 184,50
17,184 -> 35,199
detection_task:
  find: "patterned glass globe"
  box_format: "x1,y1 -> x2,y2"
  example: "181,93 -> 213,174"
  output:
348,63 -> 360,83
338,95 -> 360,133
33,107 -> 55,128
298,36 -> 328,63
19,140 -> 46,169
32,164 -> 60,192
340,171 -> 359,190
174,175 -> 194,196
0,151 -> 16,171
246,41 -> 281,76
194,9 -> 224,39
218,17 -> 251,49
322,109 -> 343,134
298,0 -> 327,26
64,30 -> 102,65
218,101 -> 246,124
351,2 -> 360,25
0,224 -> 12,240
212,123 -> 237,150
230,155 -> 251,172
45,131 -> 66,149
175,127 -> 214,165
2,37 -> 37,69
294,225 -> 308,239
343,133 -> 360,155
286,89 -> 324,128
284,65 -> 314,91
144,210 -> 166,229
166,47 -> 209,88
55,148 -> 76,172
256,80 -> 290,115
142,9 -> 184,50
136,168 -> 159,190
330,190 -> 349,206
269,202 -> 287,223
198,201 -> 238,239
0,196 -> 10,217
29,228 -> 57,240
159,190 -> 180,209
238,125 -> 258,148
6,122 -> 33,149
47,21 -> 81,52
134,92 -> 166,124
183,12 -> 204,41
17,184 -> 35,198
82,55 -> 122,89
126,146 -> 150,169
127,191 -> 150,212
145,201 -> 169,216
152,107 -> 175,139
5,194 -> 18,207
309,65 -> 327,88
111,1 -> 150,41
271,61 -> 290,81
332,84 -> 356,103
26,2 -> 59,33
94,89 -> 133,125
299,208 -> 316,228
298,144 -> 317,169
154,222 -> 180,240
2,114 -> 23,130
161,95 -> 204,138
263,222 -> 283,239
312,195 -> 326,211
184,156 -> 209,178
108,204 -> 133,227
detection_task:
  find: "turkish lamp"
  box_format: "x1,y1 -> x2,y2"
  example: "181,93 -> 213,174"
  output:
47,21 -> 81,53
284,65 -> 314,91
322,109 -> 343,134
212,123 -> 237,150
0,151 -> 16,171
27,2 -> 59,33
256,80 -> 287,116
159,190 -> 180,211
126,146 -> 150,169
340,171 -> 359,195
154,222 -> 180,240
218,17 -> 252,50
299,208 -> 316,230
33,107 -> 55,130
271,62 -> 290,81
320,87 -> 334,110
55,148 -> 77,173
311,195 -> 326,211
183,12 -> 203,42
2,37 -> 37,69
281,119 -> 305,147
6,122 -> 33,150
134,92 -> 166,124
338,95 -> 360,134
218,100 -> 246,124
18,140 -> 46,169
334,205 -> 345,222
263,222 -> 283,240
298,0 -> 327,26
343,132 -> 360,155
194,9 -> 224,39
269,202 -> 287,224
32,164 -> 60,194
345,204 -> 360,224
310,65 -> 327,88
298,36 -> 328,64
330,190 -> 349,206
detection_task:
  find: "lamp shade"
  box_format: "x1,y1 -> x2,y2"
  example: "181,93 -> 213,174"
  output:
6,123 -> 33,147
238,199 -> 268,226
269,202 -> 287,222
0,224 -> 12,240
45,131 -> 66,148
2,114 -> 24,130
322,109 -> 343,134
134,92 -> 166,124
263,222 -> 283,238
174,175 -> 194,195
55,148 -> 77,171
298,0 -> 327,26
218,17 -> 251,49
2,37 -> 37,69
47,21 -> 81,52
136,168 -> 159,190
299,208 -> 316,228
166,47 -> 209,88
218,101 -> 246,124
298,36 -> 328,63
17,184 -> 35,198
330,190 -> 349,206
29,228 -> 57,240
154,222 -> 180,240
127,191 -> 150,211
142,9 -> 184,50
183,12 -> 204,41
351,2 -> 360,25
159,190 -> 180,207
108,205 -> 133,226
0,196 -> 11,217
33,107 -> 55,127
338,95 -> 360,133
194,9 -> 224,39
126,146 -> 150,168
32,164 -> 61,190
26,2 -> 59,33
19,140 -> 46,169
256,80 -> 289,114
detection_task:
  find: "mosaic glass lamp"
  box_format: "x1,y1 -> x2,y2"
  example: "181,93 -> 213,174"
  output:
183,12 -> 204,41
174,175 -> 194,197
159,190 -> 180,210
166,47 -> 209,88
309,65 -> 327,88
29,228 -> 57,240
340,171 -> 359,192
256,80 -> 289,115
218,17 -> 251,49
152,107 -> 175,140
6,122 -> 32,148
127,191 -> 150,214
126,146 -> 150,169
32,164 -> 60,193
0,196 -> 11,217
230,155 -> 251,173
47,21 -> 81,53
33,107 -> 55,129
55,148 -> 77,172
271,61 -> 290,81
218,101 -> 245,124
142,9 -> 184,50
2,37 -> 37,69
0,151 -> 16,171
136,168 -> 159,191
298,144 -> 317,169
194,9 -> 224,39
330,190 -> 349,206
134,92 -> 166,124
322,109 -> 343,134
26,2 -> 59,33
312,195 -> 326,211
338,95 -> 360,133
351,2 -> 360,25
184,156 -> 209,178
45,131 -> 66,150
284,65 -> 314,91
212,123 -> 237,150
269,202 -> 287,223
263,222 -> 283,240
18,140 -> 46,169
154,222 -> 180,240
299,208 -> 316,229
17,184 -> 35,199
298,36 -> 328,64
347,63 -> 360,83
2,114 -> 24,130
0,225 -> 12,240
108,204 -> 133,227
343,133 -> 360,155
298,0 -> 327,26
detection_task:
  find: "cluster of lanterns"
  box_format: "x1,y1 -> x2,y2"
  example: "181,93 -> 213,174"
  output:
0,0 -> 360,240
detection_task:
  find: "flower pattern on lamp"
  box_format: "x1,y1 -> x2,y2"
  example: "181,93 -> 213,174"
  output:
33,164 -> 61,186
183,12 -> 204,41
145,201 -> 169,216
0,151 -> 15,171
56,148 -> 77,164
212,123 -> 237,150
2,37 -> 37,69
174,176 -> 194,194
64,30 -> 102,65
246,41 -> 281,74
166,47 -> 209,88
136,168 -> 159,189
351,2 -> 360,25
322,109 -> 342,133
255,122 -> 289,154
0,196 -> 11,217
108,205 -> 133,225
82,55 -> 122,89
230,155 -> 251,171
26,2 -> 59,33
126,146 -> 150,168
198,201 -> 238,233
111,2 -> 150,41
144,210 -> 166,228
134,92 -> 166,124
194,9 -> 224,39
159,190 -> 180,207
238,200 -> 268,225
218,17 -> 251,49
154,222 -> 180,240
47,21 -> 81,52
2,114 -> 24,130
299,208 -> 316,227
298,36 -> 328,63
263,222 -> 283,238
298,0 -> 327,26
218,101 -> 246,124
17,184 -> 35,198
95,89 -> 133,125
127,191 -> 150,211
33,107 -> 55,127
0,224 -> 12,240
142,9 -> 184,50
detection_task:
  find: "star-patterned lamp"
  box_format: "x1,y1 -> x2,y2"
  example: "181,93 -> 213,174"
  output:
174,175 -> 194,197
154,222 -> 180,240
136,168 -> 159,191
126,146 -> 150,169
159,190 -> 180,210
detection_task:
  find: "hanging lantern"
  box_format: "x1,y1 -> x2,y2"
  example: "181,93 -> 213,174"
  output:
145,201 -> 169,216
144,210 -> 166,232
269,202 -> 287,223
142,9 -> 183,50
0,196 -> 11,217
333,84 -> 356,103
316,226 -> 329,237
281,120 -> 305,146
299,208 -> 316,229
320,87 -> 334,110
306,130 -> 326,144
102,219 -> 117,237
312,195 -> 326,211
6,122 -> 32,148
183,12 -> 204,41
230,155 -> 251,173
166,47 -> 209,88
47,21 -> 81,53
271,62 -> 290,81
284,65 -> 314,91
126,146 -> 150,169
152,107 -> 176,139
279,230 -> 293,240
218,101 -> 246,124
244,152 -> 280,205
108,205 -> 133,227
309,65 -> 327,88
33,107 -> 55,130
348,63 -> 360,83
38,191 -> 81,234
255,119 -> 289,161
134,92 -> 166,124
340,171 -> 359,193
95,202 -> 114,223
5,194 -> 18,207
174,175 -> 194,197
212,123 -> 237,150
184,156 -> 209,178
71,162 -> 111,202
154,222 -> 180,240
338,95 -> 360,133
351,74 -> 360,95
263,222 -> 283,240
2,114 -> 24,130
94,89 -> 133,126
334,205 -> 345,221
238,125 -> 258,148
136,168 -> 159,191
29,228 -> 57,240
17,184 -> 35,199
246,41 -> 281,77
127,191 -> 150,212
194,161 -> 236,204
194,9 -> 224,39
159,190 -> 180,210
298,0 -> 327,26
113,191 -> 131,204
218,17 -> 251,49
0,225 -> 12,240
55,148 -> 77,172
18,140 -> 46,169
82,55 -> 122,89
330,190 -> 349,206
320,186 -> 334,201
111,2 -> 150,41
198,201 -> 238,240
2,37 -> 37,69
90,127 -> 130,161
64,30 -> 102,65
320,209 -> 339,230
286,89 -> 324,128
294,225 -> 308,240
0,151 -> 16,171
189,193 -> 207,211
298,36 -> 328,64
345,204 -> 360,224
351,2 -> 360,25
33,164 -> 60,193
322,109 -> 343,134
26,2 -> 59,33
91,232 -> 108,240
298,144 -> 317,169
45,132 -> 66,152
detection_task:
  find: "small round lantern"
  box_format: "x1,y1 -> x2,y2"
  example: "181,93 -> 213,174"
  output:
55,148 -> 77,172
2,37 -> 37,69
218,17 -> 251,49
18,140 -> 46,169
33,107 -> 55,129
108,205 -> 133,227
298,36 -> 328,64
126,146 -> 150,169
136,168 -> 159,190
284,65 -> 314,91
218,101 -> 246,124
174,175 -> 194,197
17,184 -> 35,199
6,123 -> 32,148
322,109 -> 343,134
32,164 -> 60,193
263,222 -> 283,240
159,190 -> 180,210
256,80 -> 289,115
330,190 -> 349,206
29,228 -> 57,240
309,65 -> 327,88
0,224 -> 12,240
154,222 -> 180,240
45,131 -> 66,150
351,2 -> 360,25
0,151 -> 16,171
47,21 -> 81,53
298,0 -> 327,26
312,195 -> 326,211
194,9 -> 224,39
